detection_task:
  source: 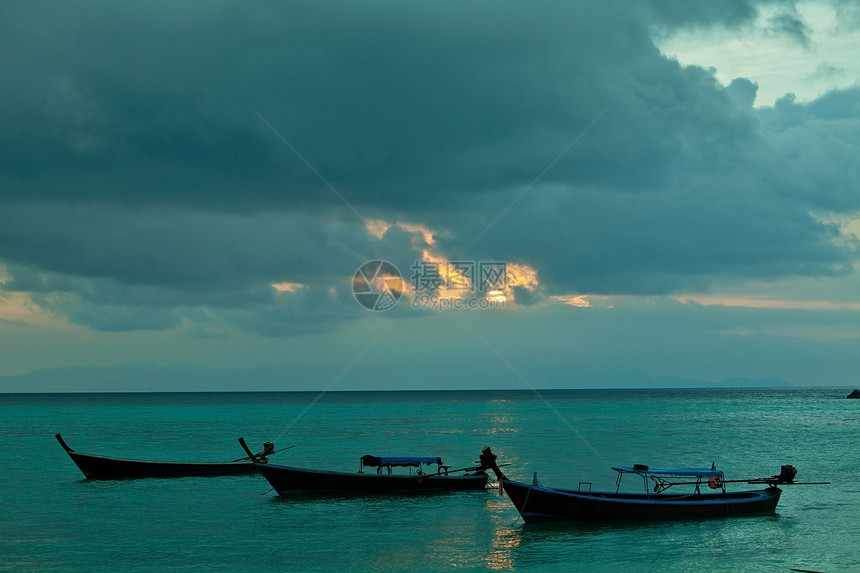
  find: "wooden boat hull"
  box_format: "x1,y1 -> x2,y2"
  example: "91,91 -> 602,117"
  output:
56,434 -> 258,479
257,462 -> 490,495
499,479 -> 782,522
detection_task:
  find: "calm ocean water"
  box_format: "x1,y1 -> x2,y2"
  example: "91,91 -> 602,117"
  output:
0,387 -> 856,572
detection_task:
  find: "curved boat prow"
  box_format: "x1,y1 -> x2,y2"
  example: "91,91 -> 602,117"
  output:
480,446 -> 509,482
55,433 -> 75,453
237,437 -> 260,462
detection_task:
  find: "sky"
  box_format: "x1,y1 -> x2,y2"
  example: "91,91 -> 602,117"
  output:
1,0 -> 859,391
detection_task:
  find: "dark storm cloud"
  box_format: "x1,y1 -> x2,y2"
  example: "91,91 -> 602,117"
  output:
759,88 -> 860,212
645,0 -> 760,28
0,204 -> 386,288
0,0 -> 818,210
457,85 -> 860,294
0,203 -> 412,333
1,0 -> 858,333
766,11 -> 814,47
460,178 -> 848,296
0,0 -> 769,208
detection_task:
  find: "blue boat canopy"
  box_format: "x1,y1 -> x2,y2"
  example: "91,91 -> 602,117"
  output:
360,455 -> 442,468
612,466 -> 724,478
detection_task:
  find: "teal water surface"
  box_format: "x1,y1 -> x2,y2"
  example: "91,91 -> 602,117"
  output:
0,388 -> 856,572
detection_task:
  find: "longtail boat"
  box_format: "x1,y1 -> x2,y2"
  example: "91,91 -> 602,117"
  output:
479,446 -> 828,523
239,437 -> 490,494
56,433 -> 283,479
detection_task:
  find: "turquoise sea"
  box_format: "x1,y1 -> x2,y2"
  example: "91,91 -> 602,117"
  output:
1,388 -> 857,572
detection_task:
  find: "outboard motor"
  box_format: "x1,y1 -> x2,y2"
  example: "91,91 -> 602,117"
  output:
778,465 -> 797,483
256,441 -> 275,461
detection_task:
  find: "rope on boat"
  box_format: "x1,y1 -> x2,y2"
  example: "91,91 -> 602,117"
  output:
511,483 -> 534,526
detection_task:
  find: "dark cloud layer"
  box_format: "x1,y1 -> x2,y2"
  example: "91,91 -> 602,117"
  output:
0,1 -> 790,207
2,0 -> 858,334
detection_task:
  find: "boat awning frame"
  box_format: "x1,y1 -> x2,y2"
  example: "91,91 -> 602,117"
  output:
360,455 -> 442,468
612,467 -> 724,478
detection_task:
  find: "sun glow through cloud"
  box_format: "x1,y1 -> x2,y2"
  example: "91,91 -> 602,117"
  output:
486,290 -> 507,303
364,219 -> 391,239
271,282 -> 304,293
0,292 -> 62,328
368,219 -> 541,307
553,294 -> 593,308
